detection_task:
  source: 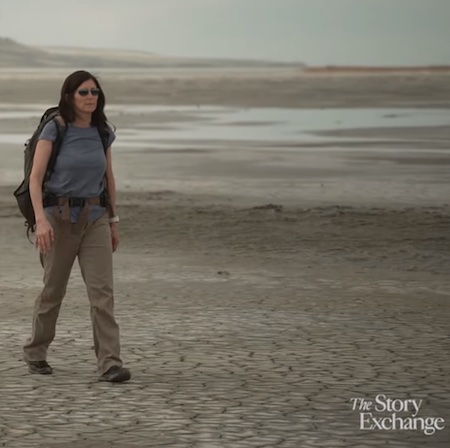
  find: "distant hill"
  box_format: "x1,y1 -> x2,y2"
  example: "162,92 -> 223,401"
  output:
304,65 -> 450,74
0,37 -> 304,69
0,37 -> 57,67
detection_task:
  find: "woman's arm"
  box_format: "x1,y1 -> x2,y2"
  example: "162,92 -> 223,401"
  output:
105,146 -> 117,217
30,140 -> 53,222
29,139 -> 54,253
105,146 -> 120,252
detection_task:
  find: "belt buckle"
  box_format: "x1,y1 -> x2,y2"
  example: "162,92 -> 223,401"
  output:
69,198 -> 84,207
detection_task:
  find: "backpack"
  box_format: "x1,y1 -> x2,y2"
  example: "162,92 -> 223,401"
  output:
13,106 -> 111,239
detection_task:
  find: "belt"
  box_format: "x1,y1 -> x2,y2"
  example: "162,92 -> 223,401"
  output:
43,194 -> 107,208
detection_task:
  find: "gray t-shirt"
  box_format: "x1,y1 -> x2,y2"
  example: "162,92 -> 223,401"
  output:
39,120 -> 116,223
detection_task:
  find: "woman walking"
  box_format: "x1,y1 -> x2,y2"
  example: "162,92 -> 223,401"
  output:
23,70 -> 131,383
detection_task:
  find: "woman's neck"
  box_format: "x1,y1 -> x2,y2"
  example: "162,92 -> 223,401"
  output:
72,113 -> 92,128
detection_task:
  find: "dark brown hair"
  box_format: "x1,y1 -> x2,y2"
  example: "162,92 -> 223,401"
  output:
58,70 -> 108,129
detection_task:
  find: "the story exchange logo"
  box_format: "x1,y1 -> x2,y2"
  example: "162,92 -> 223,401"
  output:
350,394 -> 445,436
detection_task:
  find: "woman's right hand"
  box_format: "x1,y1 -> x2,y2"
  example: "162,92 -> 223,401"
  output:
35,218 -> 54,254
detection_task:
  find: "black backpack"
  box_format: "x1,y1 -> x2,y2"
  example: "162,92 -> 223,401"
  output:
13,106 -> 110,239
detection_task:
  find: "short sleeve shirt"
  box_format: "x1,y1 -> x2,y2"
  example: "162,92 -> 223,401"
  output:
40,120 -> 116,223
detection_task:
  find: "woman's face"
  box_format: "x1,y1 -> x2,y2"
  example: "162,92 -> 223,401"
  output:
72,79 -> 99,116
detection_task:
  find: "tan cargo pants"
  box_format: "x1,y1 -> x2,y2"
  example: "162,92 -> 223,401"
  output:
23,211 -> 123,375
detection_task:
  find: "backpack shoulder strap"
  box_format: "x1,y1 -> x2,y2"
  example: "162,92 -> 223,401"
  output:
98,123 -> 112,153
101,133 -> 109,152
46,115 -> 67,179
97,123 -> 114,216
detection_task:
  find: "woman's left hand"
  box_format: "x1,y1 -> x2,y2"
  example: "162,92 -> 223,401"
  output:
110,223 -> 120,252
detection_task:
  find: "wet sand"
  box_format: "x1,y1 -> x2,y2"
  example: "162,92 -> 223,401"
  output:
0,70 -> 449,447
1,68 -> 450,108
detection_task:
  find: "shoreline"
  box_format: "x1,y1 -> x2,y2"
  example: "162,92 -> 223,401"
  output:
0,71 -> 450,108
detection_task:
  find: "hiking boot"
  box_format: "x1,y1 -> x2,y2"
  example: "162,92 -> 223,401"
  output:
26,360 -> 53,375
99,366 -> 131,383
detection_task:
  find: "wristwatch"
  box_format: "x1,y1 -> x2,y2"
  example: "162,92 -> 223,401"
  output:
109,215 -> 120,223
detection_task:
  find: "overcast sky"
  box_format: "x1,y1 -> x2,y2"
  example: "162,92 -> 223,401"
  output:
1,0 -> 449,65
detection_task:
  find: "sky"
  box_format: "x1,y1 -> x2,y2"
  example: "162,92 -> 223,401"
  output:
1,0 -> 449,65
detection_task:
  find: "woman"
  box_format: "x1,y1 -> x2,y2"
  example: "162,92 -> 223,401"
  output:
23,70 -> 131,383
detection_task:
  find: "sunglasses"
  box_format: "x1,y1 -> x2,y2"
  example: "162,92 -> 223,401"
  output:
77,88 -> 100,97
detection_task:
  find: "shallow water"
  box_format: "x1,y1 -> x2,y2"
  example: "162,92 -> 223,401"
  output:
0,104 -> 448,147
121,108 -> 450,149
1,104 -> 450,206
